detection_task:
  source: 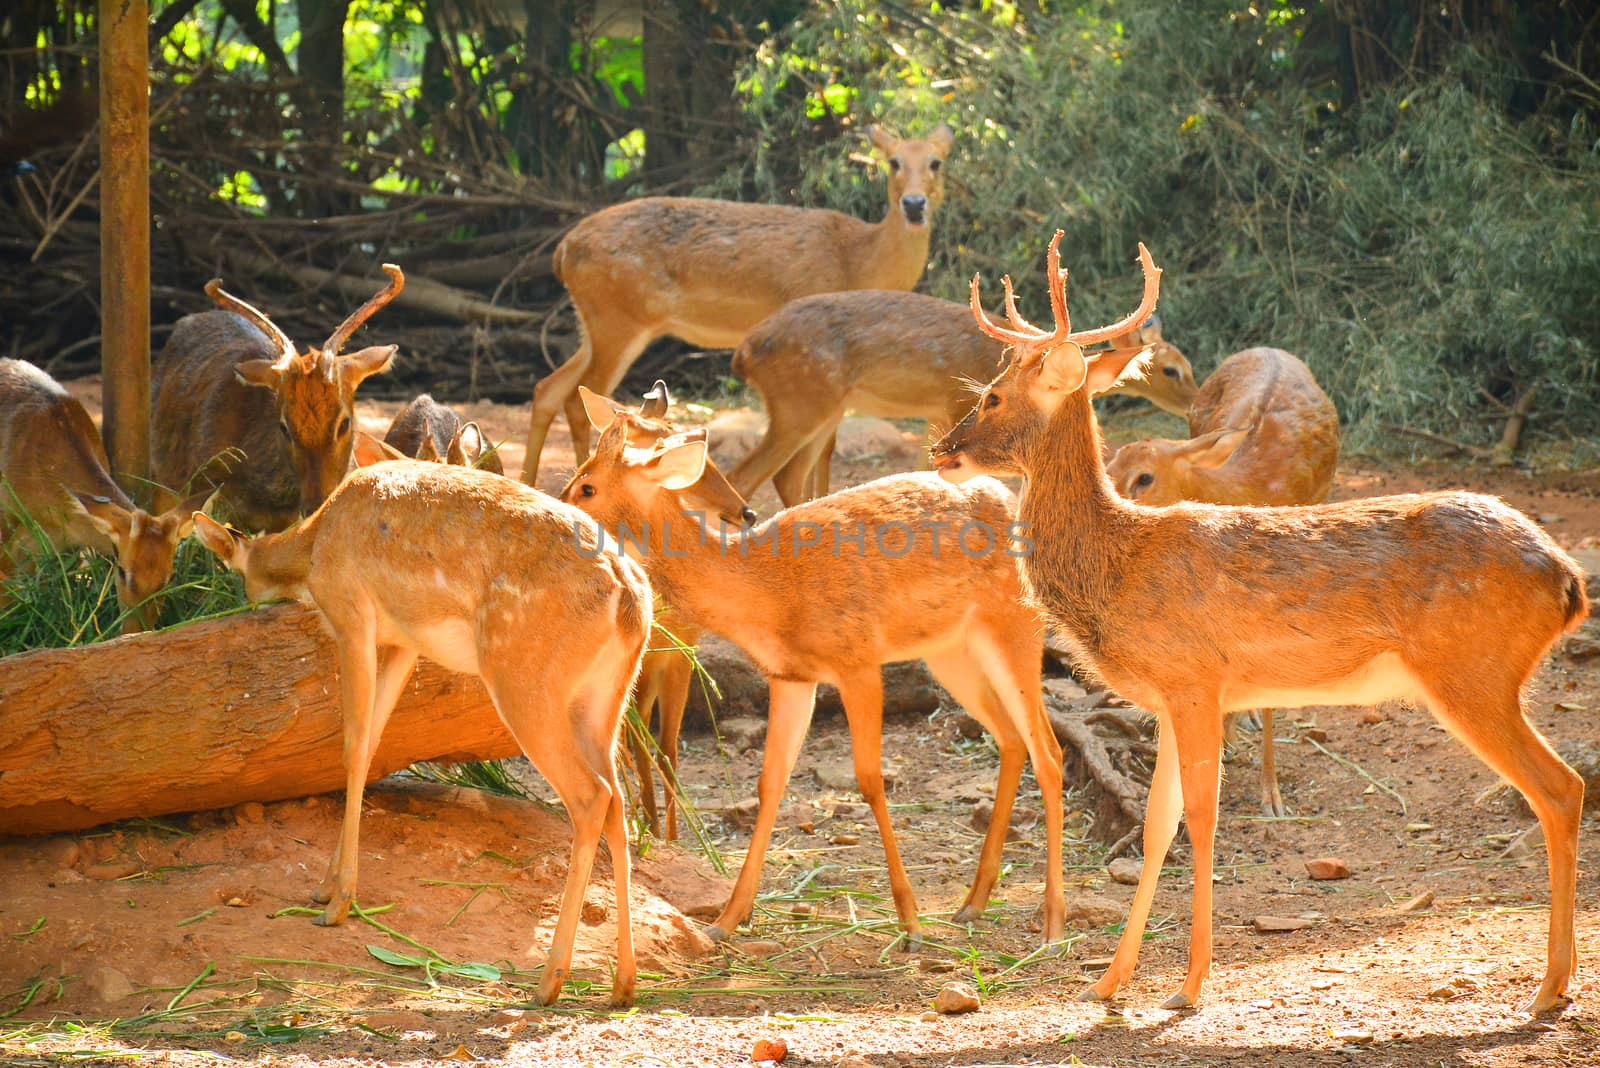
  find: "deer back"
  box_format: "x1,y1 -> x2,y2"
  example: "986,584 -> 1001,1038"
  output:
1107,347 -> 1339,507
383,394 -> 504,474
2,359 -> 202,630
732,290 -> 1005,426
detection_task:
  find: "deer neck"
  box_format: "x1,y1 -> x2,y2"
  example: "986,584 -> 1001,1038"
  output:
1014,388 -> 1137,644
856,208 -> 933,291
248,520 -> 317,596
618,501 -> 769,639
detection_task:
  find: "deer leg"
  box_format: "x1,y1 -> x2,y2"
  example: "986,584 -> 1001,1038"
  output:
314,620 -> 376,921
630,655 -> 666,839
971,627 -> 1067,944
1258,709 -> 1285,817
835,669 -> 922,945
923,652 -> 1024,930
1165,704 -> 1224,1009
1084,712 -> 1183,1002
812,427 -> 838,500
706,679 -> 818,940
1423,679 -> 1582,1014
656,652 -> 694,842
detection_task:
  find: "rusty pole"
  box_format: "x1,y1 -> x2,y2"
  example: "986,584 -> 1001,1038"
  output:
98,0 -> 151,498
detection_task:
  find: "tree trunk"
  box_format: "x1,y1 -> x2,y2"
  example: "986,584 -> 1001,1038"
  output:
294,0 -> 353,215
0,602 -> 520,837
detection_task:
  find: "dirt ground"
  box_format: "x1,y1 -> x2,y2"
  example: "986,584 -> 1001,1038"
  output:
4,388 -> 1600,1067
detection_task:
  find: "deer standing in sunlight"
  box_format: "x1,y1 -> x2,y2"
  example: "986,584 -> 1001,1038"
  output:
561,401 -> 1067,950
193,461 -> 650,1006
930,230 -> 1585,1013
727,291 -> 1196,506
523,124 -> 956,478
0,359 -> 209,632
1107,344 -> 1341,815
153,267 -> 402,532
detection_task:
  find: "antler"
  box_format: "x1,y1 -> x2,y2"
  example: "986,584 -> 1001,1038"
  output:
323,263 -> 405,357
204,278 -> 296,364
1067,242 -> 1161,346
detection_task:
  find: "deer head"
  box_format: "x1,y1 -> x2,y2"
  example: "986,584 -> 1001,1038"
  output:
931,231 -> 1162,482
868,123 -> 955,228
72,486 -> 214,632
207,265 -> 403,516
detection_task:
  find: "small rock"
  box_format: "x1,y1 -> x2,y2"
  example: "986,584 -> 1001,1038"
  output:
751,1036 -> 788,1063
1538,513 -> 1564,525
235,801 -> 266,824
1253,915 -> 1314,933
1080,956 -> 1116,973
580,897 -> 608,924
815,760 -> 892,792
1563,635 -> 1600,662
832,802 -> 871,821
40,837 -> 81,870
971,799 -> 996,832
1043,676 -> 1087,700
1426,984 -> 1459,1001
716,717 -> 768,752
726,797 -> 763,827
1062,895 -> 1125,929
1397,891 -> 1435,912
1300,727 -> 1330,742
737,940 -> 785,959
1304,857 -> 1351,880
916,957 -> 956,972
933,981 -> 981,1014
84,965 -> 134,1004
83,860 -> 141,881
920,1011 -> 942,1022
952,713 -> 986,740
837,1056 -> 880,1068
224,1031 -> 247,1044
1330,1028 -> 1374,1046
364,1011 -> 432,1032
1108,858 -> 1142,885
1361,706 -> 1390,725
830,833 -> 860,846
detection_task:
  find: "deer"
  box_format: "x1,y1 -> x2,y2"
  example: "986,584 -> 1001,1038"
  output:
1106,345 -> 1342,816
523,123 -> 957,479
577,381 -> 756,842
191,460 -> 650,1006
727,292 -> 1196,507
382,393 -> 504,474
0,358 -> 210,632
929,230 -> 1586,1014
560,402 -> 1067,951
152,266 -> 403,533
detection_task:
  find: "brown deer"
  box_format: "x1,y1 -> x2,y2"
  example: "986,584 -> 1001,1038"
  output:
576,382 -> 755,842
523,123 -> 956,478
930,231 -> 1586,1013
727,292 -> 1196,507
560,406 -> 1066,949
152,267 -> 403,532
383,394 -> 505,474
0,359 -> 209,632
192,461 -> 649,1005
1106,345 -> 1342,815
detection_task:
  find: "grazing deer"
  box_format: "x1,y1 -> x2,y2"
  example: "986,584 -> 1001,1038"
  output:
192,462 -> 650,1005
727,292 -> 1196,507
0,359 -> 208,632
524,123 -> 957,478
1107,345 -> 1342,815
931,231 -> 1586,1013
577,382 -> 755,842
383,394 -> 504,474
561,406 -> 1066,949
152,266 -> 402,532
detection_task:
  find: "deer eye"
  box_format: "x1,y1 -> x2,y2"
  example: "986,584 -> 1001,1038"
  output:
579,483 -> 596,498
928,158 -> 941,173
983,392 -> 1001,410
889,157 -> 902,173
115,564 -> 128,582
278,419 -> 291,439
1162,366 -> 1180,379
336,415 -> 351,438
1134,472 -> 1155,489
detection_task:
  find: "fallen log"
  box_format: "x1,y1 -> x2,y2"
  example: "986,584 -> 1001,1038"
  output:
0,602 -> 519,837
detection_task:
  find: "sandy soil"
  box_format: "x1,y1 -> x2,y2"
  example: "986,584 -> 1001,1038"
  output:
4,388 -> 1599,1067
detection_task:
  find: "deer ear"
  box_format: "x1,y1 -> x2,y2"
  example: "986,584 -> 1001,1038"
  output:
70,491 -> 132,541
578,386 -> 621,431
353,432 -> 406,467
1085,345 -> 1153,397
448,422 -> 485,467
234,360 -> 281,390
1185,427 -> 1249,469
414,433 -> 441,462
1036,341 -> 1088,395
867,124 -> 899,154
192,512 -> 241,566
928,122 -> 955,155
639,380 -> 671,418
339,345 -> 397,388
646,438 -> 708,491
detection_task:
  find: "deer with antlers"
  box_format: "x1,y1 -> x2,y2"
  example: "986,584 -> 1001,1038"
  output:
192,460 -> 650,1006
0,359 -> 210,632
726,291 -> 1198,507
152,266 -> 403,532
930,231 -> 1585,1013
523,124 -> 955,479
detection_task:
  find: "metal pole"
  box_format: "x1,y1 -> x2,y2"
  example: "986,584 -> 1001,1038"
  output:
98,0 -> 151,499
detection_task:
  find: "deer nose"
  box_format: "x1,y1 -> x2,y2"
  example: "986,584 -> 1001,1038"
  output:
900,194 -> 928,222
740,506 -> 758,525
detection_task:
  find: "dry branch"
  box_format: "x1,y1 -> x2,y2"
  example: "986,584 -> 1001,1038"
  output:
0,602 -> 520,836
1045,687 -> 1152,851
